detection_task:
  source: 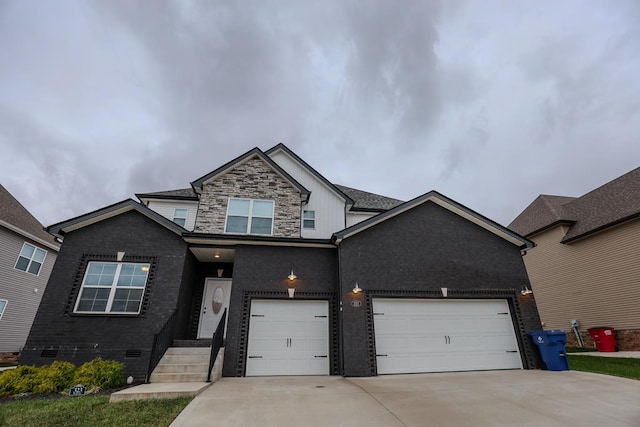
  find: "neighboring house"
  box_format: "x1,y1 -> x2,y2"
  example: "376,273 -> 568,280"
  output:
0,184 -> 59,357
509,167 -> 640,350
22,144 -> 542,380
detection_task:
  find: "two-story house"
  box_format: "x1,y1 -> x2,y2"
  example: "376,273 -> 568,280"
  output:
21,144 -> 543,380
0,184 -> 59,361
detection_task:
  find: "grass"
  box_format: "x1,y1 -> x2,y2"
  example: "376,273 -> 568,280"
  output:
564,346 -> 597,353
568,355 -> 640,380
0,395 -> 192,427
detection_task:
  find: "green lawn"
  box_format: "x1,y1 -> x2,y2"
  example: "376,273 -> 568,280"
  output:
568,355 -> 640,380
0,395 -> 192,427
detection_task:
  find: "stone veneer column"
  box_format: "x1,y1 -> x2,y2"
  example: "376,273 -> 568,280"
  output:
194,157 -> 301,237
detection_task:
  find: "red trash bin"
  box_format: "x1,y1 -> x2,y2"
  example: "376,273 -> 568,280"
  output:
588,327 -> 618,352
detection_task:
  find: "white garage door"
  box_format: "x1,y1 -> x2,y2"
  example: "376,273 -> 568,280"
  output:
373,299 -> 523,374
246,300 -> 329,376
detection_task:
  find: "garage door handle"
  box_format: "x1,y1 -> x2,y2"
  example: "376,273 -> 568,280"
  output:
497,312 -> 508,315
315,315 -> 327,318
506,351 -> 518,353
251,314 -> 265,317
248,356 -> 263,359
376,354 -> 388,357
314,355 -> 328,358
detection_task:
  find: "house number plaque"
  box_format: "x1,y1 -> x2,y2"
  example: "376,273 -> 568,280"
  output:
350,300 -> 362,308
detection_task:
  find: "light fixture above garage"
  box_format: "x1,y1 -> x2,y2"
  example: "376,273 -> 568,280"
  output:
214,253 -> 221,259
352,282 -> 362,294
288,270 -> 297,281
521,284 -> 533,296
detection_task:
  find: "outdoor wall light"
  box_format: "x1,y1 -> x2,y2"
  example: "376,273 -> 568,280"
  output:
352,282 -> 362,294
521,285 -> 533,296
288,270 -> 297,281
214,253 -> 221,259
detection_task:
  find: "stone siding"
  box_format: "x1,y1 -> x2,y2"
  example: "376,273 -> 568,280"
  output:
195,158 -> 301,237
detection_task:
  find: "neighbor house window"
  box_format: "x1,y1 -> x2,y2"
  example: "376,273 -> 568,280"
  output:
225,198 -> 274,235
173,208 -> 188,227
0,299 -> 7,320
15,242 -> 47,275
303,210 -> 315,229
74,262 -> 150,314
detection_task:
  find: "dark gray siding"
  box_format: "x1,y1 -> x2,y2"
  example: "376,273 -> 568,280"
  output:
338,201 -> 543,376
20,211 -> 191,380
222,246 -> 338,377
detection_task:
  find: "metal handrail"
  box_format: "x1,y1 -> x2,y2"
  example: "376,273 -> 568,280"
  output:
207,308 -> 227,382
146,309 -> 179,382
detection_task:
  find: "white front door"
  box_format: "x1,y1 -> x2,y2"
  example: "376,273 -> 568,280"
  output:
197,278 -> 232,339
373,299 -> 523,374
246,300 -> 329,376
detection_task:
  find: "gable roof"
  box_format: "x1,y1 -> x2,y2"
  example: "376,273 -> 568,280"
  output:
136,188 -> 199,201
334,190 -> 533,249
46,199 -> 186,239
265,143 -> 354,205
0,184 -> 59,250
334,184 -> 404,212
190,147 -> 310,201
509,167 -> 640,243
508,195 -> 577,237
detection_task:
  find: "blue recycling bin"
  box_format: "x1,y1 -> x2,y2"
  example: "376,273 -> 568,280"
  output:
529,330 -> 570,371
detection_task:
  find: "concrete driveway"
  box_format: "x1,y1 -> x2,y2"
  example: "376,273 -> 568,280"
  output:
170,370 -> 640,427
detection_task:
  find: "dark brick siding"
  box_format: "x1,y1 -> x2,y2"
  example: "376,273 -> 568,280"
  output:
222,245 -> 338,376
338,201 -> 543,376
20,211 -> 192,381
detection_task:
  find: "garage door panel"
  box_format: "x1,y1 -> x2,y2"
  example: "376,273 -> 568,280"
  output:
373,299 -> 522,374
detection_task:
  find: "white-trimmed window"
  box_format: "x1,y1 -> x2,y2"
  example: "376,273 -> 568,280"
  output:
15,242 -> 47,275
225,198 -> 274,235
303,210 -> 316,229
74,262 -> 150,314
173,208 -> 188,227
0,299 -> 7,320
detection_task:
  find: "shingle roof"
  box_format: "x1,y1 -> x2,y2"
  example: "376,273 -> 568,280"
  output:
136,188 -> 199,200
334,184 -> 405,212
509,167 -> 640,242
0,184 -> 59,246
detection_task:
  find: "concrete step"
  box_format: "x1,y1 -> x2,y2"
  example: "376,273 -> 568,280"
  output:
164,347 -> 211,355
153,363 -> 209,374
109,382 -> 211,403
160,354 -> 210,364
173,339 -> 212,347
150,372 -> 209,383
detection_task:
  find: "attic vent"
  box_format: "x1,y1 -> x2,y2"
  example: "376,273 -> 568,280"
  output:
41,349 -> 58,358
125,349 -> 142,358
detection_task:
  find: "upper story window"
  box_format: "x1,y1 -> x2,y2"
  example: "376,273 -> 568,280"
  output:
173,208 -> 188,227
15,242 -> 47,275
0,299 -> 7,320
225,198 -> 274,235
74,262 -> 150,314
303,210 -> 316,229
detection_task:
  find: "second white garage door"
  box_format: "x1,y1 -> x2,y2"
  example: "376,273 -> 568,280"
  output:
373,299 -> 523,374
246,300 -> 329,376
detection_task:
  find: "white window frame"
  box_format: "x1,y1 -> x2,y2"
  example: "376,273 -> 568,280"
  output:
302,210 -> 316,229
173,208 -> 188,227
15,242 -> 47,276
224,198 -> 275,235
0,299 -> 7,320
74,262 -> 150,315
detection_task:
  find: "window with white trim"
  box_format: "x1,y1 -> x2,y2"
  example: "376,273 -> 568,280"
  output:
173,208 -> 188,227
303,210 -> 316,229
74,262 -> 150,314
15,242 -> 47,275
0,299 -> 7,320
225,198 -> 274,235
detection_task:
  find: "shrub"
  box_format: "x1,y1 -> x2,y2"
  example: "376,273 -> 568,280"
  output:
73,358 -> 124,389
33,360 -> 77,394
0,365 -> 40,396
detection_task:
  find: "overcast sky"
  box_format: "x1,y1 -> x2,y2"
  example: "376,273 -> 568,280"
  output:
2,0 -> 639,228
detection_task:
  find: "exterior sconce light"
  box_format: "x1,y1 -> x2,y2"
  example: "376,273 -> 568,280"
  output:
288,270 -> 297,281
521,285 -> 533,296
214,253 -> 221,259
352,282 -> 362,294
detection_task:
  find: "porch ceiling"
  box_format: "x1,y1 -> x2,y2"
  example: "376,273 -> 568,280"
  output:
189,247 -> 235,263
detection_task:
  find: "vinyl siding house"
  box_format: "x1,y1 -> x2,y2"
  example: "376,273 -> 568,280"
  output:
0,185 -> 59,358
22,144 -> 543,381
509,167 -> 640,350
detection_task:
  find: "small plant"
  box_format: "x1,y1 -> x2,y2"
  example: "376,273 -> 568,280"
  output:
0,365 -> 40,396
73,358 -> 125,389
33,360 -> 77,394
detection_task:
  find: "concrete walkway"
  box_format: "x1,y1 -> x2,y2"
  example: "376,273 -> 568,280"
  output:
169,370 -> 640,427
568,351 -> 640,358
